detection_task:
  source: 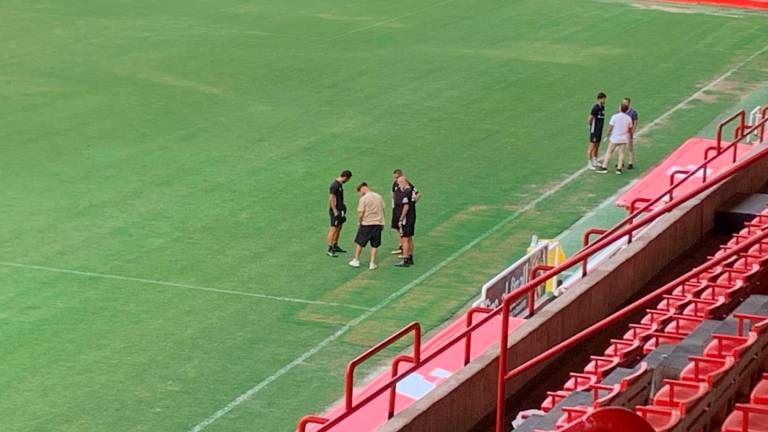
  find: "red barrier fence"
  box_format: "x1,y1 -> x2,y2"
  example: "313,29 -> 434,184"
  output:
495,106 -> 768,432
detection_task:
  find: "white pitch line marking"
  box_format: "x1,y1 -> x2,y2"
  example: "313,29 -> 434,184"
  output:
189,43 -> 768,431
0,261 -> 370,311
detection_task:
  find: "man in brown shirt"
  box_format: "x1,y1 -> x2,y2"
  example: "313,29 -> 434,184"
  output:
349,182 -> 386,270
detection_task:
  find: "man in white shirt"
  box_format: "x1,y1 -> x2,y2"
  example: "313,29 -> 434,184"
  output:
597,103 -> 634,175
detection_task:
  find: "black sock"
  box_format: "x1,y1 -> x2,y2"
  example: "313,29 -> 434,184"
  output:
328,245 -> 334,252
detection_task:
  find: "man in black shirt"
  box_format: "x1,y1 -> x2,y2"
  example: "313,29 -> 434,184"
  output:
394,176 -> 416,267
327,170 -> 352,257
391,169 -> 421,257
587,92 -> 607,170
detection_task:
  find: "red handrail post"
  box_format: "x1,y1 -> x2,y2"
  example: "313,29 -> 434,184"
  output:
582,229 -> 607,276
629,198 -> 653,215
703,146 -> 720,182
716,110 -> 746,151
496,298 -> 512,432
583,229 -> 608,248
387,355 -> 416,419
528,265 -> 555,316
297,416 -> 329,432
345,322 -> 421,410
667,169 -> 690,202
465,307 -> 493,365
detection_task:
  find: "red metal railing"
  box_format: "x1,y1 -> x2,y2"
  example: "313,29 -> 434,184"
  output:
297,106 -> 767,432
296,305 -> 506,431
495,109 -> 768,431
346,322 -> 421,411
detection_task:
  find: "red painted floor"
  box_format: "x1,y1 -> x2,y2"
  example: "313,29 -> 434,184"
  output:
617,138 -> 753,211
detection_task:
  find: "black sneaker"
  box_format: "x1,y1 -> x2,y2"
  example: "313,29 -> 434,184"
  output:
595,166 -> 608,174
628,164 -> 634,170
327,250 -> 338,257
333,245 -> 347,253
394,260 -> 411,268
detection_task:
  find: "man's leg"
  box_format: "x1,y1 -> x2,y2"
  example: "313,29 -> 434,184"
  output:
327,226 -> 339,256
598,142 -> 613,172
407,238 -> 414,264
397,237 -> 411,267
333,225 -> 346,253
392,230 -> 402,254
369,247 -> 378,270
628,137 -> 635,168
587,142 -> 597,167
616,145 -> 625,172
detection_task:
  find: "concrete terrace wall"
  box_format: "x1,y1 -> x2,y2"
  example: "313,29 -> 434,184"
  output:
380,146 -> 768,432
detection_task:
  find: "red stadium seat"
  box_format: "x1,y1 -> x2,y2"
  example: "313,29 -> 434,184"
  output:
735,314 -> 768,336
641,309 -> 675,326
541,390 -> 570,413
635,405 -> 681,432
583,356 -> 620,378
751,374 -> 768,406
623,323 -> 657,342
653,379 -> 708,409
563,373 -> 599,392
680,355 -> 734,385
721,403 -> 768,432
704,333 -> 758,360
604,339 -> 642,365
656,294 -> 689,313
556,406 -> 592,429
663,315 -> 704,336
673,280 -> 707,297
591,383 -> 621,407
682,297 -> 725,318
643,332 -> 686,354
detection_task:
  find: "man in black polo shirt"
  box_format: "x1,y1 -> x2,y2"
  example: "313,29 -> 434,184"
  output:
327,170 -> 352,257
390,169 -> 421,257
394,175 -> 416,267
587,92 -> 607,170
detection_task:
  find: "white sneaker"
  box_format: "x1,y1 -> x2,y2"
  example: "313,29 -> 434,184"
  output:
348,259 -> 360,268
587,162 -> 596,171
369,262 -> 378,270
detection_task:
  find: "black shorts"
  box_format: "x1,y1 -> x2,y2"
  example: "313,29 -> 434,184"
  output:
355,225 -> 383,248
391,211 -> 400,230
399,216 -> 416,238
589,131 -> 602,144
329,207 -> 347,227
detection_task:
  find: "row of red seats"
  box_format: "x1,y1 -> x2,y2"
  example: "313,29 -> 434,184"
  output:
522,208 -> 768,431
635,312 -> 768,431
721,373 -> 768,431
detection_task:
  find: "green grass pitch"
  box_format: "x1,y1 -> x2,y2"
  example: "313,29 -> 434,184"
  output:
1,0 -> 767,431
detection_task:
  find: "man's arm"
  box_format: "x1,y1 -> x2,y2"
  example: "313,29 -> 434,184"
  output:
413,191 -> 421,202
329,194 -> 338,215
588,114 -> 594,129
604,125 -> 614,142
358,209 -> 365,224
399,204 -> 410,224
